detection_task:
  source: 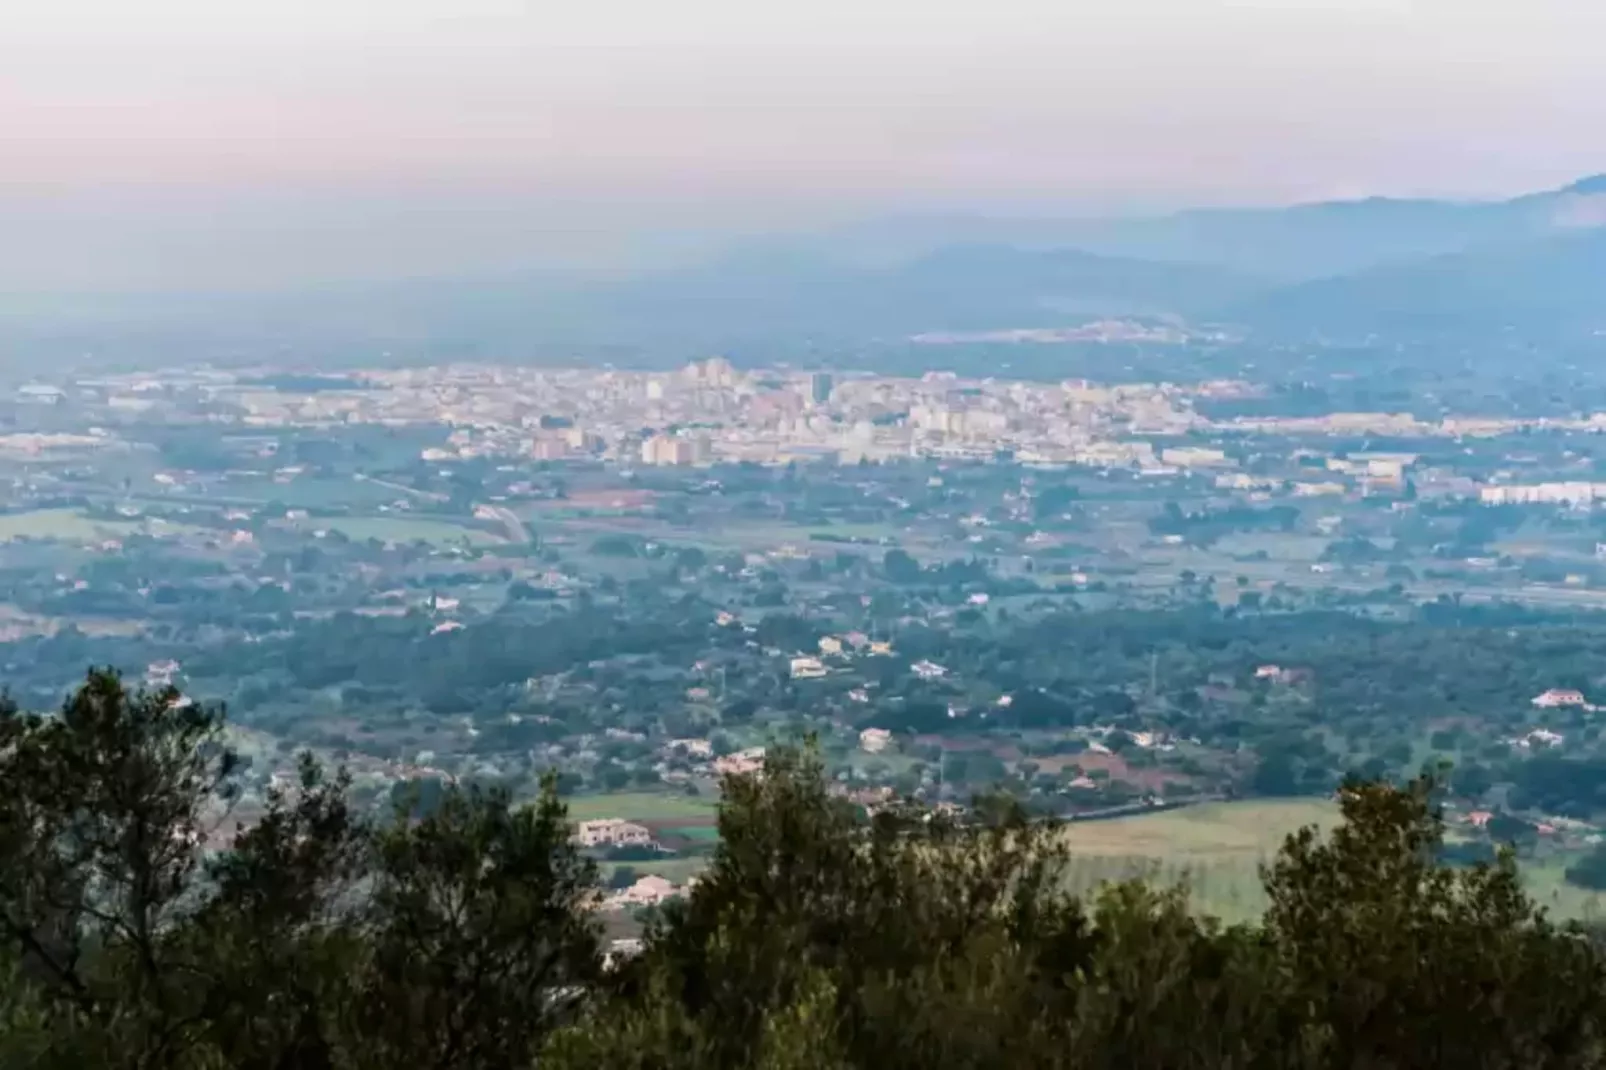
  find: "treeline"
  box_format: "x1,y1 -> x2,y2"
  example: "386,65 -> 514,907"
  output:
7,670 -> 1606,1068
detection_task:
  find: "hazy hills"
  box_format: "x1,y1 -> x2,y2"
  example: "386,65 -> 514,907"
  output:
533,175 -> 1606,346
517,245 -> 1260,345
3,174 -> 1602,368
1236,227 -> 1606,340
816,174 -> 1606,280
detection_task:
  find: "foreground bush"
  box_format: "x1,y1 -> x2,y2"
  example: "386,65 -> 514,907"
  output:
4,669 -> 1606,1069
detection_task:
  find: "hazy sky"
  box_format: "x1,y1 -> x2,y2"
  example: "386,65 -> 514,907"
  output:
2,0 -> 1603,290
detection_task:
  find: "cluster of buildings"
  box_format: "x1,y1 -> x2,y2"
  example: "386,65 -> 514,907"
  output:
46,361 -> 1224,470
789,632 -> 896,680
1481,483 -> 1606,506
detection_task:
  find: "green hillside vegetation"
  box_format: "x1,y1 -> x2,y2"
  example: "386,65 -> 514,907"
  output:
6,669 -> 1606,1069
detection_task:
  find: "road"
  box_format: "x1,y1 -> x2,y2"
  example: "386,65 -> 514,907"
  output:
479,504 -> 531,544
353,472 -> 449,503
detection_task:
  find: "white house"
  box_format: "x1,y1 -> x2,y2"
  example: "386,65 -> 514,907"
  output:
859,728 -> 893,754
607,875 -> 678,909
790,656 -> 829,679
575,819 -> 653,849
668,738 -> 714,759
714,747 -> 766,777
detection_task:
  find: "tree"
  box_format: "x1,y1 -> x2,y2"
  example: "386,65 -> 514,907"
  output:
1568,846 -> 1606,891
881,549 -> 922,585
13,671 -> 1606,1069
352,780 -> 602,1070
0,668 -> 239,1066
0,670 -> 604,1070
1260,776 -> 1606,1068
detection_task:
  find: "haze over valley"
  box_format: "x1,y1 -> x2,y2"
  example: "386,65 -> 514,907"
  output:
5,4 -> 1606,1066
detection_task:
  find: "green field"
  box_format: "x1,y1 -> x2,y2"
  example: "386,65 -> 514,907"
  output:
662,825 -> 721,842
564,791 -> 719,823
1062,799 -> 1339,858
0,508 -> 203,543
602,857 -> 709,886
1055,799 -> 1606,923
285,515 -> 503,546
1058,799 -> 1341,921
215,477 -> 402,510
586,794 -> 1606,923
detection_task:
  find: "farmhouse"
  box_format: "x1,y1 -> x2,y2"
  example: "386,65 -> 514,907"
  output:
575,819 -> 653,849
859,727 -> 893,754
714,747 -> 767,777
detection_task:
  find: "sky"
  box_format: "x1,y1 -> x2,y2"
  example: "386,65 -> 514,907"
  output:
1,0 -> 1603,290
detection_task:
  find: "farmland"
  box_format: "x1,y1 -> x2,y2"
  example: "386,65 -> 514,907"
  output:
0,508 -> 204,543
1056,799 -> 1340,921
564,790 -> 720,824
280,514 -> 504,546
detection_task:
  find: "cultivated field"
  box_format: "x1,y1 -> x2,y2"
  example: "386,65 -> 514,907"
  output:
1058,798 -> 1341,922
564,791 -> 720,823
0,508 -> 203,543
282,515 -> 504,546
580,793 -> 1606,924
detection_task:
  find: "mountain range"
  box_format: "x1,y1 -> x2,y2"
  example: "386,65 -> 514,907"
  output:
3,175 -> 1603,368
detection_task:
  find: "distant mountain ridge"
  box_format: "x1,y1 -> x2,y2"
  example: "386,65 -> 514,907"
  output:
1234,226 -> 1606,341
3,173 -> 1602,366
811,174 -> 1606,282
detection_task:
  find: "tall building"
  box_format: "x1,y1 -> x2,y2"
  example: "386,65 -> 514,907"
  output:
809,372 -> 834,406
641,434 -> 697,466
684,357 -> 737,388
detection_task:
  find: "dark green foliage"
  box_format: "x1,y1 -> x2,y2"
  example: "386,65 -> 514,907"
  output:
881,549 -> 923,584
548,754 -> 1606,1070
0,669 -> 600,1070
1567,846 -> 1606,891
7,669 -> 1606,1069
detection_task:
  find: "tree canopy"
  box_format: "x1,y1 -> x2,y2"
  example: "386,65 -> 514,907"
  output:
4,669 -> 1606,1069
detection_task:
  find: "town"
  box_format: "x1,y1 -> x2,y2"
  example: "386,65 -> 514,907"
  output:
9,355 -> 1606,927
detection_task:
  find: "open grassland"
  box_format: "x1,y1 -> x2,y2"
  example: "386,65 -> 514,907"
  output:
564,791 -> 720,823
1061,799 -> 1340,858
601,856 -> 710,887
1057,800 -> 1606,924
583,794 -> 1606,924
284,515 -> 504,546
1511,856 -> 1606,922
1058,799 -> 1341,922
0,508 -> 205,543
215,477 -> 402,510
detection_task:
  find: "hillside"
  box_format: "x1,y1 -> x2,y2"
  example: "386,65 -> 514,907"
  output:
1234,227 -> 1606,341
816,173 -> 1606,282
523,243 -> 1259,344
